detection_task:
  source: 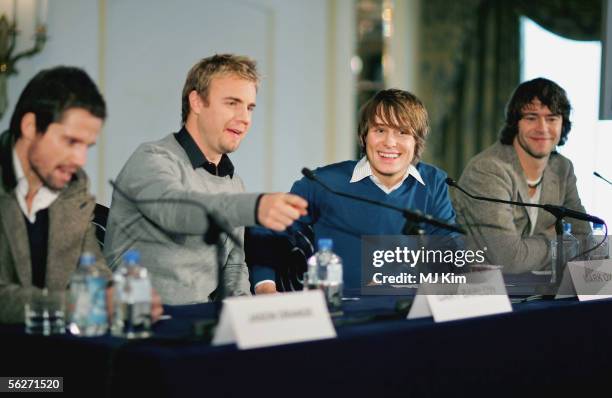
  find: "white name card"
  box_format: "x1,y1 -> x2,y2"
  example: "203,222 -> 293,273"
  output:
555,263 -> 576,299
212,290 -> 337,349
565,259 -> 612,302
407,269 -> 512,322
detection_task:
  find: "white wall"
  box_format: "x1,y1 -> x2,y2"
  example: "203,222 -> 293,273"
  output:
1,0 -> 356,205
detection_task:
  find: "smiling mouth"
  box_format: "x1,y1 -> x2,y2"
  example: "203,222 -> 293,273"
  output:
378,151 -> 400,159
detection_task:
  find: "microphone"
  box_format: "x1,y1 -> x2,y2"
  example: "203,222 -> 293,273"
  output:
594,171 -> 612,186
445,178 -> 605,225
301,168 -> 465,234
447,177 -> 607,286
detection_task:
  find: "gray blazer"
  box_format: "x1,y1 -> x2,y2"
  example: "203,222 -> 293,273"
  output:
104,134 -> 258,305
0,130 -> 110,324
452,142 -> 591,273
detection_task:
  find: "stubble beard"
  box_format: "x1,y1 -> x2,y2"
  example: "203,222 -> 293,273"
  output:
517,134 -> 550,160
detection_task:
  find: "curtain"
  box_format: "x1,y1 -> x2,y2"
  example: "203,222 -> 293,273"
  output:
419,0 -> 602,180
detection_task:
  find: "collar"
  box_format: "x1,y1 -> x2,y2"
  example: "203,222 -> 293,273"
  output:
174,126 -> 235,178
350,156 -> 425,192
12,148 -> 59,223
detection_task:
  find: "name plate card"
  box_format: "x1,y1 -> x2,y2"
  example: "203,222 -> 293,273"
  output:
212,290 -> 336,349
408,269 -> 512,322
564,259 -> 612,302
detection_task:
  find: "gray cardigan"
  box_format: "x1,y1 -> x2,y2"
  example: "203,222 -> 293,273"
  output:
104,134 -> 259,304
451,142 -> 591,273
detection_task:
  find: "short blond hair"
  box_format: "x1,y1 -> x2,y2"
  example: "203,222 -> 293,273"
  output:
357,89 -> 430,163
181,54 -> 260,123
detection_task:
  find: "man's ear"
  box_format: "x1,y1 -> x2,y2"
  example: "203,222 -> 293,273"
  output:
20,112 -> 37,141
188,90 -> 203,115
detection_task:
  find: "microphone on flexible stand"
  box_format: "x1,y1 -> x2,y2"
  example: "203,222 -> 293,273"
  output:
301,168 -> 465,235
594,171 -> 612,186
446,177 -> 607,285
446,178 -> 604,225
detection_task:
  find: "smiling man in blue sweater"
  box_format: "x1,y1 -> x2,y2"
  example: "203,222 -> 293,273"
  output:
250,89 -> 458,293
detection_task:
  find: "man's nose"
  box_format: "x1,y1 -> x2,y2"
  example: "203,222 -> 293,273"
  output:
235,105 -> 251,127
73,145 -> 88,168
383,131 -> 397,146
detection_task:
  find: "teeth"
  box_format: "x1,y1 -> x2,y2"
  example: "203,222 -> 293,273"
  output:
379,152 -> 399,158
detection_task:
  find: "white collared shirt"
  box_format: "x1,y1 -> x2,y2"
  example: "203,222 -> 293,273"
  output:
350,156 -> 425,194
13,149 -> 59,223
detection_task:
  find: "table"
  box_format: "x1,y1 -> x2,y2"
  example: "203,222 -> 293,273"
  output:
2,294 -> 611,397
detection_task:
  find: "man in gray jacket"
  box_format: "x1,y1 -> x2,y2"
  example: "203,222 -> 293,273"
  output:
0,67 -> 110,323
452,78 -> 591,273
104,54 -> 307,304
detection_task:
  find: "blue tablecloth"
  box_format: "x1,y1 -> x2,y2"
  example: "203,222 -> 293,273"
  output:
2,294 -> 611,397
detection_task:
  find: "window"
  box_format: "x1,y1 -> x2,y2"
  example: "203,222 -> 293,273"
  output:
521,17 -> 612,230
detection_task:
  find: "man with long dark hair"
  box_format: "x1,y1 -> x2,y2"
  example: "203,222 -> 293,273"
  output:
452,77 -> 591,272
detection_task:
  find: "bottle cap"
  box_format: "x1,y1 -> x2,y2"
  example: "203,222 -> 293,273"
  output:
563,222 -> 572,234
123,249 -> 141,265
79,252 -> 96,266
593,222 -> 604,230
318,238 -> 333,251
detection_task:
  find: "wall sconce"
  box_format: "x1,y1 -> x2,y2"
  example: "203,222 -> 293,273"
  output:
0,0 -> 47,119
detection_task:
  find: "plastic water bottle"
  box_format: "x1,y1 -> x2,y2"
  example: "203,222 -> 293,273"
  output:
306,239 -> 343,311
551,222 -> 581,270
326,252 -> 343,310
111,250 -> 152,339
68,252 -> 108,336
589,222 -> 609,260
562,222 -> 581,261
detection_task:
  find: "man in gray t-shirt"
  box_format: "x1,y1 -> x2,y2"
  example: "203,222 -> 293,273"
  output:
104,54 -> 307,304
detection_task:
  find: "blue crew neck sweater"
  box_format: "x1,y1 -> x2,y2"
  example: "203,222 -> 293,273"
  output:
248,160 -> 457,290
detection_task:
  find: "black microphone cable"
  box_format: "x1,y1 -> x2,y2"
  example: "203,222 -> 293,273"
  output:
446,178 -> 608,261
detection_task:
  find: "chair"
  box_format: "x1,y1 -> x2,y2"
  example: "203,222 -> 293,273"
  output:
92,203 -> 109,250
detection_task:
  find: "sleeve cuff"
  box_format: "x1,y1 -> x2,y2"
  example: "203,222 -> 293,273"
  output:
254,193 -> 264,225
254,280 -> 276,290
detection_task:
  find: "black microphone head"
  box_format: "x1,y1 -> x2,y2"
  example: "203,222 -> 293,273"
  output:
445,177 -> 457,187
302,168 -> 316,180
594,171 -> 612,186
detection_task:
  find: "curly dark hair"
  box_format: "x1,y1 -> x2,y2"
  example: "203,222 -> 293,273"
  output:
500,77 -> 571,146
